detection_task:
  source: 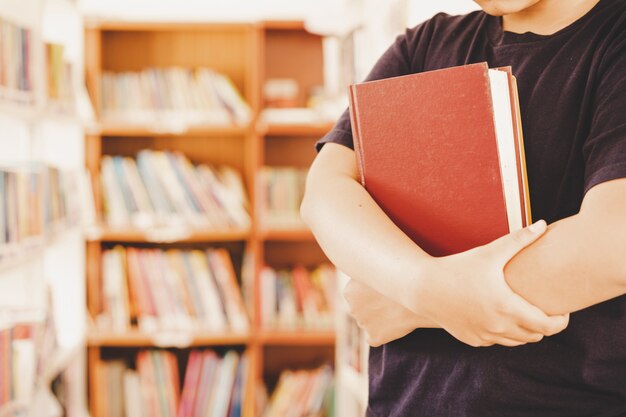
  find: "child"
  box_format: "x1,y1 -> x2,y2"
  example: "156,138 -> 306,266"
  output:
301,0 -> 626,415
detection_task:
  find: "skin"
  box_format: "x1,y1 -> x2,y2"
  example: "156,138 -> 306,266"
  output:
301,0 -> 625,348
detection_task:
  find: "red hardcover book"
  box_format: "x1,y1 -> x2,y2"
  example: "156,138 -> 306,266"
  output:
349,62 -> 530,256
178,350 -> 203,417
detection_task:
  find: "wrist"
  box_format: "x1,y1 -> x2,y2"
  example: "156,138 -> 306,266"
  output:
400,252 -> 435,316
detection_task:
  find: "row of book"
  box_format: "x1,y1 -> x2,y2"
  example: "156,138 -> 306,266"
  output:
100,150 -> 250,230
99,349 -> 247,417
46,43 -> 75,111
100,68 -> 252,126
0,165 -> 77,252
258,167 -> 307,230
98,246 -> 249,333
0,308 -> 47,409
263,365 -> 334,417
0,18 -> 33,98
260,265 -> 336,330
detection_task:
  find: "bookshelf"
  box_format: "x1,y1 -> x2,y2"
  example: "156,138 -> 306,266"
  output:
83,19 -> 338,416
0,0 -> 88,416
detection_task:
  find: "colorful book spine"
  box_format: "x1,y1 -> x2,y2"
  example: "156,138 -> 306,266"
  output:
261,264 -> 336,330
100,150 -> 250,230
99,67 -> 251,126
264,365 -> 334,417
0,165 -> 77,251
259,167 -> 308,230
98,247 -> 248,333
101,350 -> 247,417
0,317 -> 45,409
0,18 -> 33,98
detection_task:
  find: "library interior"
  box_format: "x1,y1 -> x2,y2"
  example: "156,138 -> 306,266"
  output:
3,0 -> 582,416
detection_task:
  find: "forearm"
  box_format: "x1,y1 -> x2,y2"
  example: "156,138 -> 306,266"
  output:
301,147 -> 431,311
506,183 -> 626,315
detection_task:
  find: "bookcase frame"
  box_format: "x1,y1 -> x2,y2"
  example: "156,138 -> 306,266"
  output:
84,19 -> 338,417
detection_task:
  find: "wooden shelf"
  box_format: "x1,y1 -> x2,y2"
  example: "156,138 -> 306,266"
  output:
86,20 -> 255,32
258,122 -> 334,137
84,20 -> 333,417
87,227 -> 251,243
262,21 -> 307,31
97,122 -> 251,137
87,330 -> 250,347
258,329 -> 336,346
258,228 -> 315,241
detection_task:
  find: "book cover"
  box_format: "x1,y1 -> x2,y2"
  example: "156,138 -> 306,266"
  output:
349,62 -> 528,256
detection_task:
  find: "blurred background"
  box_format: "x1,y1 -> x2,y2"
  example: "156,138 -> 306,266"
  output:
0,1 -> 478,416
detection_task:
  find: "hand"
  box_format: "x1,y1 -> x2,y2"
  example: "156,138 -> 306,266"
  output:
415,220 -> 570,347
343,279 -> 434,347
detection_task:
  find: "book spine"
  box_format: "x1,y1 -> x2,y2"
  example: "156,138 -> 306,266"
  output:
207,249 -> 249,332
348,84 -> 367,186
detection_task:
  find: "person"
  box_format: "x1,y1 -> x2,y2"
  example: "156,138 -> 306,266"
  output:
300,0 -> 626,415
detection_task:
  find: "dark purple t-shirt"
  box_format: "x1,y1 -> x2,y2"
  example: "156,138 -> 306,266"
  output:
316,1 -> 626,416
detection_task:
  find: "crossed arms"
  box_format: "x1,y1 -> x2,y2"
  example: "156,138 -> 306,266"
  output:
300,143 -> 626,347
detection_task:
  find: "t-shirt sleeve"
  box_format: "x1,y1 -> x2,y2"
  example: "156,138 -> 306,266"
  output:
583,31 -> 626,193
315,26 -> 422,152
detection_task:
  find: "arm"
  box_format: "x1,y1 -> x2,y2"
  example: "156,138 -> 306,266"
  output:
300,144 -> 432,307
505,179 -> 626,315
302,143 -> 567,347
349,179 -> 626,346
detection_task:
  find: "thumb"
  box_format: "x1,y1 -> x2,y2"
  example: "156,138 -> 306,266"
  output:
487,220 -> 548,265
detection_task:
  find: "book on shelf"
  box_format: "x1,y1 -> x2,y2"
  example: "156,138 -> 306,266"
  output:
100,68 -> 251,127
260,264 -> 336,330
264,78 -> 299,109
0,164 -> 79,256
259,167 -> 307,230
261,365 -> 334,417
98,349 -> 248,417
0,308 -> 46,409
98,246 -> 249,334
0,17 -> 33,104
349,62 -> 529,256
100,150 -> 250,232
45,43 -> 75,114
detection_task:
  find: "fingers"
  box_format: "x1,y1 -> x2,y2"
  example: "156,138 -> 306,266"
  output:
494,325 -> 545,344
507,292 -> 570,336
490,338 -> 528,347
487,220 -> 548,264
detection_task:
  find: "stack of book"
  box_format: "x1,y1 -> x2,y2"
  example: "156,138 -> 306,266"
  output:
263,365 -> 334,417
99,349 -> 248,417
0,165 -> 76,253
45,43 -> 75,112
260,265 -> 336,330
258,167 -> 307,230
98,246 -> 249,333
0,18 -> 33,102
0,309 -> 45,409
100,150 -> 250,231
100,68 -> 251,126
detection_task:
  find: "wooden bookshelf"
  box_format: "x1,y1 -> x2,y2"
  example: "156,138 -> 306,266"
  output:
258,228 -> 316,242
84,20 -> 336,417
97,122 -> 251,138
257,122 -> 335,137
87,330 -> 251,347
87,227 -> 251,243
258,330 -> 336,346
0,0 -> 88,415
